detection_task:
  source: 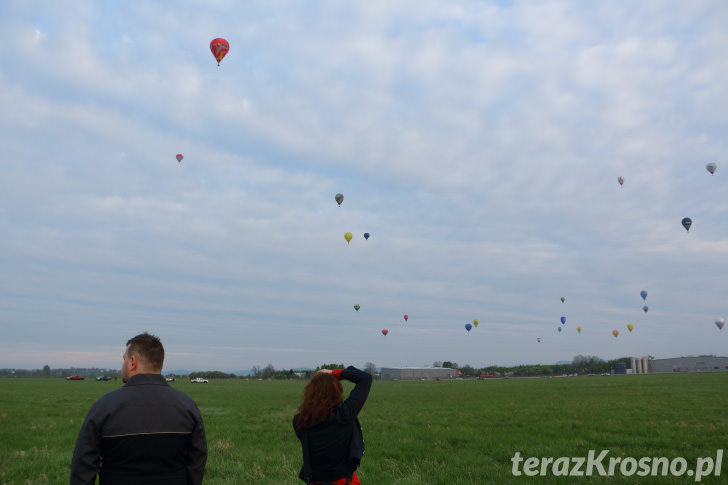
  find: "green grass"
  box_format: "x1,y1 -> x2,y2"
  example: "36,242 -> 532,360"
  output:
1,373 -> 726,484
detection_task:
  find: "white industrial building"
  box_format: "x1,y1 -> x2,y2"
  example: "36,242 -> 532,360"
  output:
631,356 -> 728,374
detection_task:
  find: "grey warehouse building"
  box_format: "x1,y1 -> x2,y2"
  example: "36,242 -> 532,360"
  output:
380,367 -> 457,381
647,356 -> 728,373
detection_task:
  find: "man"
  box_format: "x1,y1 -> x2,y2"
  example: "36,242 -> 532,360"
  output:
70,332 -> 207,484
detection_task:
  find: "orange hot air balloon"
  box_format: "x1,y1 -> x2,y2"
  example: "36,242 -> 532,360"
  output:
381,329 -> 388,336
612,330 -> 619,338
210,38 -> 230,65
577,326 -> 581,333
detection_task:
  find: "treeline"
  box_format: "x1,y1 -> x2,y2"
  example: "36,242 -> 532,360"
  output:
438,355 -> 635,378
0,366 -> 118,379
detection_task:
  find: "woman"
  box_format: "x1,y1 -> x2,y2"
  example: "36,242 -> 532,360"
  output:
293,366 -> 372,484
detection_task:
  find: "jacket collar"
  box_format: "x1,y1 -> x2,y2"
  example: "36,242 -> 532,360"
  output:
125,373 -> 168,386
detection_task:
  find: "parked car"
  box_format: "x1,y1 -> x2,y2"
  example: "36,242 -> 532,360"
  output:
165,376 -> 176,382
190,377 -> 208,383
96,375 -> 113,381
66,375 -> 85,380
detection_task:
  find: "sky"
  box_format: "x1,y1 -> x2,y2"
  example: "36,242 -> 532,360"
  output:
1,1 -> 726,373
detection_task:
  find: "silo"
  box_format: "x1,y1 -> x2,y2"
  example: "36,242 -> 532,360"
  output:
642,356 -> 649,374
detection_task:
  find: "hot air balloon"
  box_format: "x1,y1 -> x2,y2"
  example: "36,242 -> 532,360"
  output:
627,323 -> 634,332
558,327 -> 562,333
335,193 -> 344,206
382,329 -> 388,336
612,330 -> 619,338
716,318 -> 725,330
363,233 -> 370,240
643,306 -> 648,313
210,38 -> 230,65
706,163 -> 717,175
640,290 -> 647,301
618,176 -> 624,186
561,297 -> 565,303
465,323 -> 472,332
560,316 -> 566,325
473,319 -> 479,327
403,314 -> 408,322
354,304 -> 360,312
344,232 -> 353,244
537,337 -> 541,343
682,217 -> 692,232
577,326 -> 582,333
176,154 -> 183,163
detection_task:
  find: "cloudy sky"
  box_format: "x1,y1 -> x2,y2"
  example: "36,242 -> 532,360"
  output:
1,1 -> 726,373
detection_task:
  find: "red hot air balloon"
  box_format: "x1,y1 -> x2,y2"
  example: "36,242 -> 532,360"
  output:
176,154 -> 183,163
403,314 -> 408,322
618,176 -> 624,186
210,38 -> 229,66
382,329 -> 388,336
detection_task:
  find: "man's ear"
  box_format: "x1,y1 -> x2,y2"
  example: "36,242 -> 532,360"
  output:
128,354 -> 138,371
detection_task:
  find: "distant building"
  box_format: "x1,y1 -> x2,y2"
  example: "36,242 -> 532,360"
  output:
631,356 -> 728,374
380,367 -> 457,381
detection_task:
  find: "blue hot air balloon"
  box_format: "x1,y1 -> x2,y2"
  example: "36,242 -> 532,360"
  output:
682,217 -> 692,232
465,323 -> 472,332
640,290 -> 647,301
643,306 -> 648,313
363,233 -> 370,240
560,316 -> 566,325
558,327 -> 562,333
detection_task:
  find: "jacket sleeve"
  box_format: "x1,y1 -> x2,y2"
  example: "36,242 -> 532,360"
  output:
337,366 -> 372,422
69,403 -> 102,485
186,405 -> 208,485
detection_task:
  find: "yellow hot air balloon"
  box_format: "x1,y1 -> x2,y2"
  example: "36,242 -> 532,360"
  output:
577,326 -> 581,333
627,323 -> 634,332
561,297 -> 565,303
473,319 -> 479,327
344,232 -> 353,244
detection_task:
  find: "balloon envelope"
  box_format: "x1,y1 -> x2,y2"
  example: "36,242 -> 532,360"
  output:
627,323 -> 634,332
716,318 -> 725,330
612,330 -> 619,338
210,38 -> 229,65
382,329 -> 388,336
706,162 -> 717,175
618,176 -> 624,186
335,193 -> 344,206
363,233 -> 370,240
577,326 -> 582,333
403,314 -> 408,322
643,306 -> 648,313
682,217 -> 692,231
561,297 -> 565,303
560,316 -> 566,325
354,304 -> 360,311
558,327 -> 562,333
344,232 -> 353,244
465,323 -> 472,332
640,290 -> 647,301
176,154 -> 183,163
473,319 -> 479,327
537,337 -> 541,343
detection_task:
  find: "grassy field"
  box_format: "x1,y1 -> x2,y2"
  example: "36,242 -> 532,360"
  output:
1,373 -> 726,484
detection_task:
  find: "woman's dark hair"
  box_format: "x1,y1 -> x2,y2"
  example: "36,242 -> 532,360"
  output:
295,373 -> 343,431
126,332 -> 164,371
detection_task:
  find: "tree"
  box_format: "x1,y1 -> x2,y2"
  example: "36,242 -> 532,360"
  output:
262,364 -> 275,379
43,365 -> 51,377
364,362 -> 377,375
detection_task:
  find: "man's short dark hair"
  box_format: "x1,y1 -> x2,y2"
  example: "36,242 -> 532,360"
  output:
126,332 -> 164,371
